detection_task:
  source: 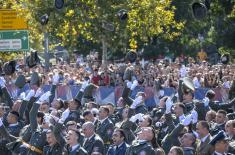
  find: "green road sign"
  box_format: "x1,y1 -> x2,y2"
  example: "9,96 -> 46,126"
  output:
0,30 -> 29,51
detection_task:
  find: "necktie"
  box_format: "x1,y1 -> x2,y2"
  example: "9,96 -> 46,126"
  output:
115,146 -> 119,155
68,147 -> 72,152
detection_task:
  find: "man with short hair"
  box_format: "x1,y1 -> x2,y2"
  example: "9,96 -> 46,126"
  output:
125,127 -> 155,155
65,129 -> 88,155
225,120 -> 235,154
206,89 -> 235,112
107,128 -> 129,155
196,121 -> 213,155
62,99 -> 82,124
211,110 -> 227,136
83,110 -> 98,126
173,102 -> 186,124
96,106 -> 114,153
209,131 -> 232,155
180,133 -> 196,155
43,130 -> 64,155
6,111 -> 21,136
82,122 -> 104,155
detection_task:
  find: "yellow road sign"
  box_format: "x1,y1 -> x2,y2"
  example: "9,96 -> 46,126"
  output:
0,9 -> 28,30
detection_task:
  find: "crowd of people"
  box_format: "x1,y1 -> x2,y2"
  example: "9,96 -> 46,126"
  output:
0,52 -> 234,155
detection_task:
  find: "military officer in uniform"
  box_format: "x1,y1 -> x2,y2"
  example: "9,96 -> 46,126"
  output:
107,128 -> 129,155
43,129 -> 64,155
21,91 -> 52,155
64,129 -> 88,155
82,122 -> 104,154
178,77 -> 209,121
225,120 -> 235,154
96,106 -> 114,154
206,89 -> 235,112
195,121 -> 213,155
209,131 -> 232,155
125,127 -> 156,155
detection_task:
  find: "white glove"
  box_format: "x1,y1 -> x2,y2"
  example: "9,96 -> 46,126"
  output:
34,88 -> 43,98
36,91 -> 51,104
19,92 -> 26,100
182,115 -> 192,126
130,96 -> 143,109
52,74 -> 60,85
203,97 -> 209,107
155,122 -> 163,128
129,115 -> 137,123
43,114 -> 51,124
0,118 -> 3,126
129,113 -> 144,123
159,89 -> 164,97
91,108 -> 99,115
135,113 -> 144,122
191,110 -> 198,124
50,114 -> 59,122
165,97 -> 173,114
0,77 -> 6,88
80,80 -> 89,92
25,89 -> 35,101
130,80 -> 138,90
126,80 -> 132,89
59,108 -> 70,123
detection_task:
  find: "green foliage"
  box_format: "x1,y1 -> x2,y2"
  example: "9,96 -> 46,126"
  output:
2,0 -> 183,56
1,0 -> 234,59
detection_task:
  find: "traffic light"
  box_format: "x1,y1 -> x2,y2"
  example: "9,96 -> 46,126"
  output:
40,14 -> 49,25
55,0 -> 64,9
192,0 -> 211,20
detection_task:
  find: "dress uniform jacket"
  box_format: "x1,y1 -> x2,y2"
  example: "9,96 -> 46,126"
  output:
64,110 -> 81,124
1,87 -> 14,109
27,102 -> 48,155
43,143 -> 63,155
209,98 -> 235,112
122,86 -> 133,106
228,136 -> 235,154
42,122 -> 66,155
63,145 -> 88,155
106,142 -> 129,155
161,123 -> 184,154
195,135 -> 213,155
210,123 -> 225,136
125,140 -> 155,155
183,147 -> 195,155
0,124 -> 18,155
82,134 -> 104,155
116,120 -> 137,145
96,118 -> 114,144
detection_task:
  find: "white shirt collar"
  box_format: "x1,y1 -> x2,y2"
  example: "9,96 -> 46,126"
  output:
71,144 -> 80,152
214,151 -> 225,155
87,134 -> 95,141
42,128 -> 49,132
9,122 -> 18,127
201,134 -> 209,142
179,114 -> 185,122
99,117 -> 108,124
118,142 -> 124,148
